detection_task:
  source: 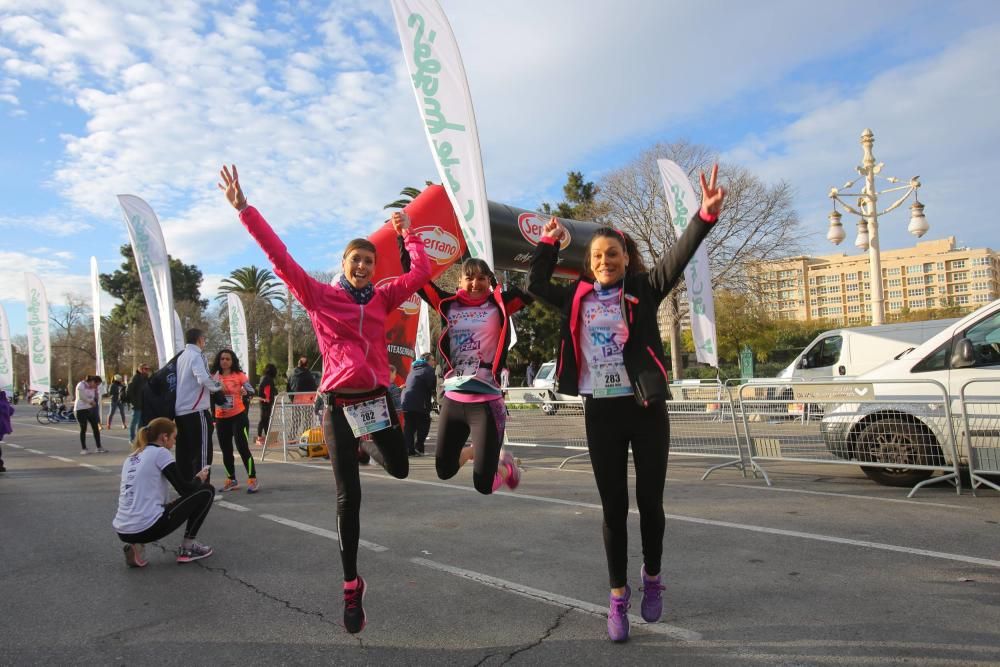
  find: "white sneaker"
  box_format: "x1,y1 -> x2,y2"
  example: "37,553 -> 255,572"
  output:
81,449 -> 90,456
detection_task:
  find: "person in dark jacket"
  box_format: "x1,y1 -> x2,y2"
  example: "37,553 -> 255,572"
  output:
0,389 -> 13,472
107,375 -> 128,430
256,364 -> 278,445
126,365 -> 150,442
400,354 -> 436,456
528,164 -> 726,643
287,357 -> 318,394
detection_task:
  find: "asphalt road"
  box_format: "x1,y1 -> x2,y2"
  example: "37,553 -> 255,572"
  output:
2,412 -> 999,666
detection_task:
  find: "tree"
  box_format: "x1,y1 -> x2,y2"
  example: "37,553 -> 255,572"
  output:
384,182 -> 436,210
49,294 -> 93,388
100,244 -> 208,370
217,265 -> 284,382
541,171 -> 608,221
597,140 -> 802,379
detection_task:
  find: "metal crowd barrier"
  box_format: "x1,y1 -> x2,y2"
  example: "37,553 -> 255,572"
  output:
959,379 -> 1000,494
259,392 -> 323,462
737,379 -> 962,497
503,380 -> 751,480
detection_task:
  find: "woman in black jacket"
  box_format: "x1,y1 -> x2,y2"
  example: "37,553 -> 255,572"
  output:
528,164 -> 725,642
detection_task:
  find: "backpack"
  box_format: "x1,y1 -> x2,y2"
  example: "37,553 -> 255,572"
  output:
139,352 -> 183,426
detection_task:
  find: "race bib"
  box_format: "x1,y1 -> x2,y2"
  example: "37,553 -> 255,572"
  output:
342,396 -> 392,438
592,361 -> 631,398
453,358 -> 481,378
222,394 -> 235,410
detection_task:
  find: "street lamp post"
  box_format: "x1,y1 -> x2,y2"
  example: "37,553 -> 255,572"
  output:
826,128 -> 928,325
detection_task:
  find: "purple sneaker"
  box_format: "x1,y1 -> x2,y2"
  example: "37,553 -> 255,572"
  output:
640,565 -> 665,622
607,585 -> 631,642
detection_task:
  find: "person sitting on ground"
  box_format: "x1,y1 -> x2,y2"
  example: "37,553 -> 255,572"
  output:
112,417 -> 215,567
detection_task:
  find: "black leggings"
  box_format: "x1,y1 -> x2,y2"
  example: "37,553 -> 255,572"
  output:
403,410 -> 431,454
321,389 -> 408,581
435,396 -> 506,495
75,408 -> 101,449
257,402 -> 273,438
217,411 -> 255,480
117,484 -> 215,544
583,395 -> 669,589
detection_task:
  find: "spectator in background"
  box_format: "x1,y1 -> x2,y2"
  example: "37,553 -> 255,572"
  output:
126,364 -> 150,442
75,374 -> 105,455
525,360 -> 536,386
174,329 -> 222,482
256,363 -> 278,445
288,357 -> 318,394
0,389 -> 13,472
401,354 -> 436,457
107,374 -> 128,430
387,364 -> 403,414
500,367 -> 510,391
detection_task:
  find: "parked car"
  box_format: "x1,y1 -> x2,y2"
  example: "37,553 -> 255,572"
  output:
821,298 -> 1000,486
532,360 -> 582,414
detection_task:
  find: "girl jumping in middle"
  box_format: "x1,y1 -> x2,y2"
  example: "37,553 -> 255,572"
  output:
403,248 -> 531,494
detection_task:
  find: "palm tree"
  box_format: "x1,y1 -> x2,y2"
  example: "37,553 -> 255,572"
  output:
384,183 -> 435,210
217,266 -> 284,382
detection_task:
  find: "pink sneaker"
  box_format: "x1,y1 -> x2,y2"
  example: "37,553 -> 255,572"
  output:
499,450 -> 521,490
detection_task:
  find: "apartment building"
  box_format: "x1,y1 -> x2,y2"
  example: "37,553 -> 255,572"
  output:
750,237 -> 999,325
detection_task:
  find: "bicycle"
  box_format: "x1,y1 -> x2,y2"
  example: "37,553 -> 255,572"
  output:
36,395 -> 76,424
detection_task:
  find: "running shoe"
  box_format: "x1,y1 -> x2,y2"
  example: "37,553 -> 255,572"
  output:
640,564 -> 665,622
123,543 -> 148,568
607,585 -> 631,642
176,542 -> 213,563
96,447 -> 108,454
499,450 -> 521,490
221,478 -> 239,492
343,576 -> 367,633
80,449 -> 90,455
246,477 -> 259,494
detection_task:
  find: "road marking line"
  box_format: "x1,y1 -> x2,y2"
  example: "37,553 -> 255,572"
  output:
661,513 -> 1000,568
269,454 -> 1000,568
352,471 -> 1000,568
78,463 -> 107,472
6,443 -> 23,448
217,500 -> 251,512
26,448 -> 46,455
49,456 -> 76,463
506,441 -> 588,451
259,513 -> 388,552
411,557 -> 701,642
719,483 -> 968,510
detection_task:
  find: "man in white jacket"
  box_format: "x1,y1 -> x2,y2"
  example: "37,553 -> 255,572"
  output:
175,329 -> 223,482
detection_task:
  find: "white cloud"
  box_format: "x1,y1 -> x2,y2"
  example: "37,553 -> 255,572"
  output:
723,23 -> 1000,254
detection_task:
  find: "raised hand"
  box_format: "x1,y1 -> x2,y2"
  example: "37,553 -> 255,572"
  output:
699,163 -> 725,217
218,164 -> 247,211
391,210 -> 411,235
542,216 -> 566,242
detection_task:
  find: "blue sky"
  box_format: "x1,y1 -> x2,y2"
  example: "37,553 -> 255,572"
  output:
2,0 -> 999,337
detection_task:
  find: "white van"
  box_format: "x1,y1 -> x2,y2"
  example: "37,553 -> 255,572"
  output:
821,298 -> 1000,486
778,318 -> 960,381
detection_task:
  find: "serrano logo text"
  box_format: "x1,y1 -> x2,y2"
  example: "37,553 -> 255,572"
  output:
414,226 -> 461,266
518,212 -> 571,249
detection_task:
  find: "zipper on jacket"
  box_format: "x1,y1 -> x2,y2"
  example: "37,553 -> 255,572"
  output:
647,345 -> 669,382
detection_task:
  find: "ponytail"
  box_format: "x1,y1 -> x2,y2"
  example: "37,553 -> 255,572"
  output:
131,417 -> 176,453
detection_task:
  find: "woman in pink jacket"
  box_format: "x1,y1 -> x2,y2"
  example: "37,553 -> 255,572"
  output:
219,165 -> 431,635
